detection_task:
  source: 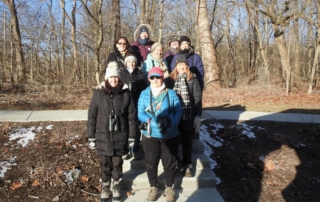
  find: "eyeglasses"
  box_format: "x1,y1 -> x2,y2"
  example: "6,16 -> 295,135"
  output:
149,76 -> 161,80
117,43 -> 127,45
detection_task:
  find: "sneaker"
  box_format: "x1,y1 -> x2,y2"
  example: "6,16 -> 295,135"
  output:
165,187 -> 175,202
146,186 -> 158,201
111,181 -> 122,202
100,181 -> 111,202
122,153 -> 131,160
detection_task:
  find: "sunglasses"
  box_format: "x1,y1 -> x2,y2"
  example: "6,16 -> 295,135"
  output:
149,76 -> 161,80
117,43 -> 127,45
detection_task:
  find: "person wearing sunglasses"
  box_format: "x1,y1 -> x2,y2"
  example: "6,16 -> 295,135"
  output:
87,61 -> 137,202
105,36 -> 134,74
142,42 -> 170,79
137,67 -> 182,202
166,55 -> 202,177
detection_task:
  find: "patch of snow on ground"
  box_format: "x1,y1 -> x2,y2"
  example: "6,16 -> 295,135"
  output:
236,123 -> 265,139
63,168 -> 81,184
36,126 -> 43,132
9,126 -> 36,147
0,156 -> 17,177
46,125 -> 54,130
210,123 -> 224,135
199,124 -> 221,184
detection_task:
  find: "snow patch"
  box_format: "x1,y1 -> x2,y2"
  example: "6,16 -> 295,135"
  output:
9,126 -> 36,147
0,156 -> 17,177
46,125 -> 54,130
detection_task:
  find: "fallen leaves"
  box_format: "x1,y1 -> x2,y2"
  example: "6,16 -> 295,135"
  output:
265,159 -> 276,171
10,182 -> 22,190
80,175 -> 89,182
31,180 -> 40,187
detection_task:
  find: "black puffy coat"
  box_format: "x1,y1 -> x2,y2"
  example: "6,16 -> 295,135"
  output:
105,47 -> 134,71
118,68 -> 148,105
165,76 -> 202,130
87,85 -> 137,156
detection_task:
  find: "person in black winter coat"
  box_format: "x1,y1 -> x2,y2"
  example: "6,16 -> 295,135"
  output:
166,55 -> 202,177
105,37 -> 134,72
119,54 -> 148,159
87,61 -> 137,202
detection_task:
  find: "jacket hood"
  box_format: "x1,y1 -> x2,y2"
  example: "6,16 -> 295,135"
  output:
134,24 -> 153,41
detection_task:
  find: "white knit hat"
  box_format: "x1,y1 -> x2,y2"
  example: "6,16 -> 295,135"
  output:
105,62 -> 119,80
124,55 -> 137,65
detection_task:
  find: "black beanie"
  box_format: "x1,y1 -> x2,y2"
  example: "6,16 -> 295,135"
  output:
175,55 -> 188,66
140,27 -> 148,34
179,36 -> 191,44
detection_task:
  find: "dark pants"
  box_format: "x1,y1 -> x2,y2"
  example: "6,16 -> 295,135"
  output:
142,135 -> 179,187
99,155 -> 123,182
133,126 -> 142,154
180,129 -> 195,166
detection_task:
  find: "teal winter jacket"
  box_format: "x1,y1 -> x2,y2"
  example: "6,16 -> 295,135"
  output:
137,87 -> 182,138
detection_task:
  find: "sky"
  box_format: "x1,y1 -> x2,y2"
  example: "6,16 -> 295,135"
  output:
0,121 -> 268,184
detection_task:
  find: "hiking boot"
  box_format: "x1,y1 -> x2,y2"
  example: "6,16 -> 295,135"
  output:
100,181 -> 111,202
111,181 -> 122,202
184,164 -> 192,177
146,186 -> 158,201
165,187 -> 175,202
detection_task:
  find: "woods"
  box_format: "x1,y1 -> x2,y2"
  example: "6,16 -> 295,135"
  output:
0,0 -> 320,93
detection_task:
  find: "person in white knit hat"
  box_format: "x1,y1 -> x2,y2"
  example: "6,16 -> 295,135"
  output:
87,61 -> 137,202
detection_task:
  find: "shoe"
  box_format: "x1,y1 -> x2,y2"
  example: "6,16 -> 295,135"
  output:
100,181 -> 111,202
146,186 -> 158,201
184,164 -> 192,177
165,187 -> 175,202
133,152 -> 141,160
175,155 -> 180,172
111,181 -> 122,202
122,153 -> 131,160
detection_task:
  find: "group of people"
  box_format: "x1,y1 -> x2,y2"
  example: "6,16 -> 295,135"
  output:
87,24 -> 204,202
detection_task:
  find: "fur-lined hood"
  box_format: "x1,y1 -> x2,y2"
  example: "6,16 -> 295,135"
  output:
134,24 -> 153,41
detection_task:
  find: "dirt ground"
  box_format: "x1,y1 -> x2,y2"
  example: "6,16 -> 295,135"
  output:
1,84 -> 320,202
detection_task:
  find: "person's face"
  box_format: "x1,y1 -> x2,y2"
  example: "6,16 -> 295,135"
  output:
126,60 -> 136,69
176,63 -> 188,74
180,41 -> 190,50
140,32 -> 149,39
153,46 -> 163,58
108,76 -> 119,87
149,75 -> 163,88
170,41 -> 179,49
116,38 -> 127,52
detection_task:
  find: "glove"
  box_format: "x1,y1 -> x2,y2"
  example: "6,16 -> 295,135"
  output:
128,138 -> 135,147
194,116 -> 202,133
88,138 -> 96,150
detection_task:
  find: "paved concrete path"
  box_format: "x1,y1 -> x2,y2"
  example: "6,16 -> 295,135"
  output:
1,109 -> 320,123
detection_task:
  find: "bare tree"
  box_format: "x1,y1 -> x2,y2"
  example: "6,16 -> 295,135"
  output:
3,0 -> 25,84
140,0 -> 146,24
197,0 -> 221,89
60,0 -> 66,79
81,0 -> 104,86
112,0 -> 121,42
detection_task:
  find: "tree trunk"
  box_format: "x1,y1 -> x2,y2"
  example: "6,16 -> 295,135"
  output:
148,0 -> 157,28
4,0 -> 25,84
274,26 -> 291,95
140,0 -> 146,24
158,0 -> 164,43
197,0 -> 221,90
112,0 -> 121,42
293,17 -> 300,86
60,0 -> 66,80
308,0 -> 320,94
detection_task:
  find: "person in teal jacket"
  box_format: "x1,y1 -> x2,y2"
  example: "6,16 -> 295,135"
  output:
137,67 -> 182,202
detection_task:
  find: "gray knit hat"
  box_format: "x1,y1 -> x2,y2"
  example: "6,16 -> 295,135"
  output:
105,62 -> 119,80
175,55 -> 188,66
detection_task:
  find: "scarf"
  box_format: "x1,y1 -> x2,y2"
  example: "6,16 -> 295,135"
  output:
127,67 -> 134,74
169,47 -> 179,55
179,48 -> 192,59
151,54 -> 169,78
173,74 -> 192,120
138,38 -> 149,45
151,83 -> 165,97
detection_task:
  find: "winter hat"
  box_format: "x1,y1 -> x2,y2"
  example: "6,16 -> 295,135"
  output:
175,55 -> 188,66
124,55 -> 137,65
105,62 -> 119,80
148,67 -> 164,78
169,37 -> 179,46
151,42 -> 162,52
179,36 -> 191,44
140,27 -> 148,34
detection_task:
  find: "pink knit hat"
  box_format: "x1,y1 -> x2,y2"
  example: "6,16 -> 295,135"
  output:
148,67 -> 164,78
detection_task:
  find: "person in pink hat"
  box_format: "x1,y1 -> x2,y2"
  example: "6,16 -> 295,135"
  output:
137,67 -> 182,202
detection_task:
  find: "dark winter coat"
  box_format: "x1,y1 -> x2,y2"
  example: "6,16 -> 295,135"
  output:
170,49 -> 205,91
87,85 -> 137,156
105,47 -> 134,71
165,76 -> 202,130
118,67 -> 148,106
163,49 -> 177,68
131,24 -> 155,66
